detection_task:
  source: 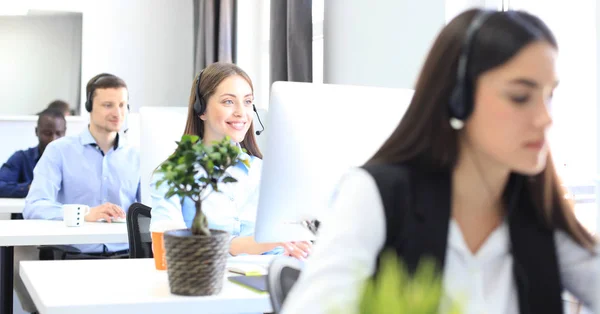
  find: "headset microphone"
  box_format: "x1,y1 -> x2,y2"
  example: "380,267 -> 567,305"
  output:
253,105 -> 265,136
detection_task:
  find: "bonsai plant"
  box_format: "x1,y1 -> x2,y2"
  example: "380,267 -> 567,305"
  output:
155,134 -> 250,296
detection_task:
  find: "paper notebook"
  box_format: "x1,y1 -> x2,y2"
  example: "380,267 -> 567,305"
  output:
227,263 -> 268,276
228,275 -> 268,292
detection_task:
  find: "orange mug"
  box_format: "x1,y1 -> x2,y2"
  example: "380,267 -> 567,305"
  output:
151,231 -> 167,270
150,221 -> 187,270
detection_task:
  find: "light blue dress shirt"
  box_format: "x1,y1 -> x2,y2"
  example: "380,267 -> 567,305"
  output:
150,152 -> 283,255
24,128 -> 141,253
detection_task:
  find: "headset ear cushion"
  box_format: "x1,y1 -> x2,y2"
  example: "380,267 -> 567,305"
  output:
449,86 -> 466,120
194,98 -> 203,115
85,99 -> 92,113
193,89 -> 206,115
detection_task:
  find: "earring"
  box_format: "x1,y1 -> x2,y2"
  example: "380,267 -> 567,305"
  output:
449,117 -> 464,130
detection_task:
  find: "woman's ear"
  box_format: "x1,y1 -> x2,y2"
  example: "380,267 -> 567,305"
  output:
198,113 -> 206,121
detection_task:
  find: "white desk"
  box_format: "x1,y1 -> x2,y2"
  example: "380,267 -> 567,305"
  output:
0,220 -> 128,314
0,199 -> 25,214
21,257 -> 274,314
0,220 -> 127,246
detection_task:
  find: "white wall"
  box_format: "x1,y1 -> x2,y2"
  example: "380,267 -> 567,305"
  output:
323,0 -> 446,89
0,14 -> 81,115
597,0 -> 600,187
14,0 -> 194,113
322,0 -> 514,89
236,0 -> 270,109
445,0 -> 503,22
597,0 -> 600,182
595,0 -> 600,310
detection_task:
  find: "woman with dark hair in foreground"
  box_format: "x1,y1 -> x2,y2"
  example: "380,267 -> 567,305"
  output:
282,9 -> 597,314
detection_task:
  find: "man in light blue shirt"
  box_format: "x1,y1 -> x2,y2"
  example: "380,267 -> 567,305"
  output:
24,73 -> 140,255
17,73 -> 139,313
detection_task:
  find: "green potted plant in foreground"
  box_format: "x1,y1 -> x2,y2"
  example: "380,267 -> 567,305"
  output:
156,134 -> 250,296
330,251 -> 463,314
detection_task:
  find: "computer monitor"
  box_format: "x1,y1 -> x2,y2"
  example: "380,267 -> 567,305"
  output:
255,82 -> 413,243
138,106 -> 188,205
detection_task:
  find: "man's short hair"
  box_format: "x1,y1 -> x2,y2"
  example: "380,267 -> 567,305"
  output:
85,73 -> 128,105
37,108 -> 65,124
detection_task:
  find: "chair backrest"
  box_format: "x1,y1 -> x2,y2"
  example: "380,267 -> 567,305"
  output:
267,256 -> 303,313
126,203 -> 153,258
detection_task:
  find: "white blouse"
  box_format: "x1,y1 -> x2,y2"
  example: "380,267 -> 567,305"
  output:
281,168 -> 598,314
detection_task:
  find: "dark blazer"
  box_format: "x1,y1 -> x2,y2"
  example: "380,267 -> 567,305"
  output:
363,163 -> 563,314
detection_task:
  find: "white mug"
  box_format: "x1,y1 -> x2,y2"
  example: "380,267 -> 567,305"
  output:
63,204 -> 90,227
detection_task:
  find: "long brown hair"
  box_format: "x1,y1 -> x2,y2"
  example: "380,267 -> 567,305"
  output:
368,9 -> 595,250
183,62 -> 263,158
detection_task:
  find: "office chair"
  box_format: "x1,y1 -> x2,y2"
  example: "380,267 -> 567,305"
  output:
267,256 -> 303,313
126,202 -> 153,259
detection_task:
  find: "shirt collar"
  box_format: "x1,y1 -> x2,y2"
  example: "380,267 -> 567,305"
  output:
236,142 -> 252,171
79,127 -> 124,150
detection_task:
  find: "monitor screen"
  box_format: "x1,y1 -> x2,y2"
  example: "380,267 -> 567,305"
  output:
255,82 -> 413,242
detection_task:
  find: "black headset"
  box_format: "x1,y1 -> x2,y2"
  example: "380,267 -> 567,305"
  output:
193,70 -> 207,115
193,70 -> 265,136
448,11 -> 493,129
85,74 -> 130,113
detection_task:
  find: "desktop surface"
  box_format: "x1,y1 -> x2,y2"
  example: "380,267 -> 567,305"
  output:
0,220 -> 127,246
0,198 -> 25,214
20,257 -> 273,314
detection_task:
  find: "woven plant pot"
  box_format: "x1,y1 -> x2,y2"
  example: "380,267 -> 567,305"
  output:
163,228 -> 230,296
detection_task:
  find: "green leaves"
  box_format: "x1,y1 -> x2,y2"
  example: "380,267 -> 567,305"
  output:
184,134 -> 200,143
352,251 -> 462,314
154,135 -> 250,236
222,176 -> 238,183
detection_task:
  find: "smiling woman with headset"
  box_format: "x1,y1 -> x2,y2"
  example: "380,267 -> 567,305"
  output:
149,62 -> 311,259
282,9 -> 597,314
